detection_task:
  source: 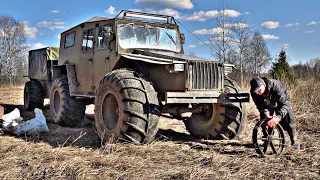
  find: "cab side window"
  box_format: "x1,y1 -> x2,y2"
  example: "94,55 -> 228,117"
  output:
82,28 -> 94,51
64,31 -> 75,48
97,24 -> 112,49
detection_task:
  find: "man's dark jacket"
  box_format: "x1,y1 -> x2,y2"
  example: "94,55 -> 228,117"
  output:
251,78 -> 291,119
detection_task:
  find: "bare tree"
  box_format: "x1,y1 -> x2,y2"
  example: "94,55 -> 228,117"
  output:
247,31 -> 271,76
187,51 -> 197,57
207,0 -> 234,62
229,19 -> 252,86
0,15 -> 27,83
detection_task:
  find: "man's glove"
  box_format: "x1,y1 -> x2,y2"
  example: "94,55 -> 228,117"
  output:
266,115 -> 281,128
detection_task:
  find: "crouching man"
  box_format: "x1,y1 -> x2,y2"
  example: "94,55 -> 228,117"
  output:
250,77 -> 300,150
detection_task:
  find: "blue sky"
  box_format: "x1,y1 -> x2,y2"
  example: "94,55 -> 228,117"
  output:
1,0 -> 320,64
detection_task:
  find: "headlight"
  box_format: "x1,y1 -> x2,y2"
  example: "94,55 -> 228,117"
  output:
174,64 -> 184,72
224,64 -> 235,75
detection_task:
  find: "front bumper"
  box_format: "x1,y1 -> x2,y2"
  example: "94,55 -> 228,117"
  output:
165,91 -> 250,104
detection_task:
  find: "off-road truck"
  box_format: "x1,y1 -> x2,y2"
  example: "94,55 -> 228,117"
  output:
24,10 -> 249,144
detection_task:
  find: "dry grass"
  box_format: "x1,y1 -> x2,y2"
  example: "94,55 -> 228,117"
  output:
289,80 -> 320,132
0,85 -> 24,105
0,83 -> 319,180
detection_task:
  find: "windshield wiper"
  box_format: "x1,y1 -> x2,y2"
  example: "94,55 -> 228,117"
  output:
165,31 -> 176,45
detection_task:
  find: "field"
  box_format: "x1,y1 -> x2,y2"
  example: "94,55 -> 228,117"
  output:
0,84 -> 319,180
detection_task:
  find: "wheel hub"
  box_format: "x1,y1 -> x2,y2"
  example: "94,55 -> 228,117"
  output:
53,90 -> 61,115
25,89 -> 29,104
101,92 -> 120,131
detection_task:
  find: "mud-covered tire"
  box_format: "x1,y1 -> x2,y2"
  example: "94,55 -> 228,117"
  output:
95,69 -> 160,144
184,76 -> 246,140
50,75 -> 85,127
24,80 -> 44,111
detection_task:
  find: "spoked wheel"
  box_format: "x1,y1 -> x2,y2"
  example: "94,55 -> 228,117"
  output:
252,119 -> 286,156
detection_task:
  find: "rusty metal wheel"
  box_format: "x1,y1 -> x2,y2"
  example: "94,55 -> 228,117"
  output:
252,119 -> 286,156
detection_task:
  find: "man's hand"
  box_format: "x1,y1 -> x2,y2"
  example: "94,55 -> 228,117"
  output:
262,109 -> 272,119
266,115 -> 281,128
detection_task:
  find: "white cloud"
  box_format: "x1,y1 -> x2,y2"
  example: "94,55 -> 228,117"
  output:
261,34 -> 280,40
23,21 -> 38,40
49,26 -> 65,30
200,37 -> 235,45
37,21 -> 65,30
186,10 -> 219,21
261,21 -> 280,29
188,45 -> 196,48
193,27 -> 230,35
145,8 -> 183,19
186,9 -> 241,21
158,8 -> 181,18
306,30 -> 314,33
221,9 -> 241,17
307,21 -> 317,26
56,35 -> 60,39
51,10 -> 61,14
129,9 -> 142,12
37,21 -> 52,27
135,0 -> 193,9
104,6 -> 116,15
283,44 -> 289,49
244,12 -> 250,15
31,43 -> 47,49
283,22 -> 299,27
127,8 -> 183,19
54,21 -> 65,26
193,24 -> 246,35
225,23 -> 249,28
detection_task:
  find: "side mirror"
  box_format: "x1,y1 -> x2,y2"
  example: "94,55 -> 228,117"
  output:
180,33 -> 185,44
103,26 -> 113,38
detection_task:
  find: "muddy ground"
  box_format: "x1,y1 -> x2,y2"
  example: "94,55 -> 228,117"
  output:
0,86 -> 319,179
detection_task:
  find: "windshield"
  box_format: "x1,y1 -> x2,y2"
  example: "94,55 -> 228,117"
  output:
118,24 -> 181,52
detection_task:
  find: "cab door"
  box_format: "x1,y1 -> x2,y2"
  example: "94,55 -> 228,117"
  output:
79,27 -> 95,93
92,23 -> 114,90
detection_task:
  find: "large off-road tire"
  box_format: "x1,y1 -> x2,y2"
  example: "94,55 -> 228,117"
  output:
24,80 -> 44,110
50,75 -> 85,127
95,69 -> 160,144
184,76 -> 246,140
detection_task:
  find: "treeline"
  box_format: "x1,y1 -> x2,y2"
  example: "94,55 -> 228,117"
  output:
229,49 -> 320,87
291,58 -> 320,81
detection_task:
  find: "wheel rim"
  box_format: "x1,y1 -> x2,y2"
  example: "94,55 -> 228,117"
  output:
24,88 -> 30,107
101,92 -> 119,131
254,121 -> 286,156
53,90 -> 61,115
192,104 -> 214,124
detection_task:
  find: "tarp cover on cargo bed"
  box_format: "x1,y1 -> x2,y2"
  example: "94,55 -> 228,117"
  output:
28,47 -> 59,80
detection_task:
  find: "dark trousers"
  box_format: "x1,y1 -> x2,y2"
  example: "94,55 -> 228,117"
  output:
279,109 -> 297,145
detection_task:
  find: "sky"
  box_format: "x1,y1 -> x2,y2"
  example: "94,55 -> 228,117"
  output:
1,0 -> 320,65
